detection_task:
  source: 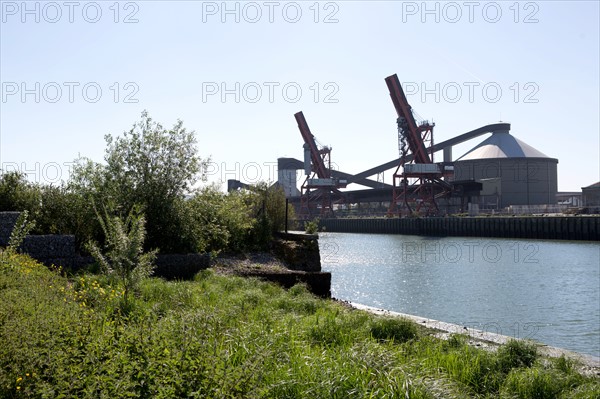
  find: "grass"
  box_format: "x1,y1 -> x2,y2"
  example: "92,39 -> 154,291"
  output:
1,250 -> 599,398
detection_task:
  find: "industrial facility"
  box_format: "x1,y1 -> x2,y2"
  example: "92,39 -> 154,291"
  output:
453,128 -> 558,209
232,73 -> 572,218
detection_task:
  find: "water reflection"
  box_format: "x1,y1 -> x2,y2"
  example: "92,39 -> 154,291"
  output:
320,232 -> 600,357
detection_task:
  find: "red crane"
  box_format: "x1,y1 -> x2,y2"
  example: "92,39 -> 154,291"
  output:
385,74 -> 452,216
295,111 -> 346,218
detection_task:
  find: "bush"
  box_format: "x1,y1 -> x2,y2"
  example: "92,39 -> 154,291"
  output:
244,183 -> 293,249
86,207 -> 157,307
183,185 -> 255,254
6,210 -> 35,253
305,218 -> 319,234
182,183 -> 294,254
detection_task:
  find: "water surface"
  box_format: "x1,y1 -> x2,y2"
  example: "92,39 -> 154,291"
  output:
319,232 -> 600,357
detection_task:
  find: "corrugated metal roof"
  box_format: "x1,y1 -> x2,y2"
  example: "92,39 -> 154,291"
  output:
456,130 -> 551,160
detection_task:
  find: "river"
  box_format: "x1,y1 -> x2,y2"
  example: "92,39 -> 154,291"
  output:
318,232 -> 600,358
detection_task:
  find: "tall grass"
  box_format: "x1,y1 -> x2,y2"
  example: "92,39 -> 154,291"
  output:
1,252 -> 598,398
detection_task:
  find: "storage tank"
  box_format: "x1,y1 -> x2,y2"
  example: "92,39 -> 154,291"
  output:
453,126 -> 558,208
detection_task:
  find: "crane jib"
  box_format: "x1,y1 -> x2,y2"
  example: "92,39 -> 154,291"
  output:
385,74 -> 432,164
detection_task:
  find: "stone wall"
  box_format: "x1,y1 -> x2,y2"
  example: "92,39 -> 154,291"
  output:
271,232 -> 321,272
0,212 -> 20,246
0,211 -> 80,268
0,212 -> 210,280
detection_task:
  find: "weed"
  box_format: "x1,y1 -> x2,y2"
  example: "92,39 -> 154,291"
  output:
305,218 -> 320,234
6,210 -> 35,254
496,339 -> 538,373
370,316 -> 419,343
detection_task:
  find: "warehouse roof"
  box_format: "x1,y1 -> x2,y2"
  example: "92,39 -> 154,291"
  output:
456,130 -> 552,161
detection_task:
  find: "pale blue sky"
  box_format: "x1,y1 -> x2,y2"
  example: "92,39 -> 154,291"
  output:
1,1 -> 599,191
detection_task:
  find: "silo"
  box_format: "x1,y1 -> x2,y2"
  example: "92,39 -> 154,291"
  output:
453,126 -> 558,208
277,158 -> 301,198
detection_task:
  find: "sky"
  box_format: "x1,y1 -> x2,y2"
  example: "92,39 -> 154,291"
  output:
1,0 -> 599,193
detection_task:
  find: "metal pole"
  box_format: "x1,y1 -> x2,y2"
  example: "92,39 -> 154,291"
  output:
285,198 -> 289,233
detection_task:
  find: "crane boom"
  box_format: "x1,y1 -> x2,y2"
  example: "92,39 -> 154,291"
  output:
385,74 -> 432,164
294,111 -> 330,178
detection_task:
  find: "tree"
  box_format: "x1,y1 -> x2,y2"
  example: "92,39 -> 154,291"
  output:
0,171 -> 40,213
70,111 -> 209,252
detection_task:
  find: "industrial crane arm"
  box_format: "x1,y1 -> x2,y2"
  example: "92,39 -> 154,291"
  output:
385,74 -> 431,164
294,111 -> 330,178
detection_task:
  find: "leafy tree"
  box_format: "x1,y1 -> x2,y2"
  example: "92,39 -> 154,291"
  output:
70,111 -> 209,252
0,171 -> 40,213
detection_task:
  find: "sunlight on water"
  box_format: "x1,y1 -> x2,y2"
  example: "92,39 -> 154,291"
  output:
320,232 -> 600,357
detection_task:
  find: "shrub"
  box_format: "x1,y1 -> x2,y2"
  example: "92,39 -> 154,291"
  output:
6,210 -> 35,253
86,206 -> 157,307
245,183 -> 294,249
305,218 -> 319,234
183,185 -> 256,254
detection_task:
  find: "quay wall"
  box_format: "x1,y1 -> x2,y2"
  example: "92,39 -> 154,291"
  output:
315,216 -> 600,241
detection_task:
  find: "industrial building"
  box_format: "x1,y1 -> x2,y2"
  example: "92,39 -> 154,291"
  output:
453,127 -> 558,209
582,182 -> 600,207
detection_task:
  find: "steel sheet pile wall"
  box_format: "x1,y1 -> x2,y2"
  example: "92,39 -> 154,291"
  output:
318,217 -> 600,241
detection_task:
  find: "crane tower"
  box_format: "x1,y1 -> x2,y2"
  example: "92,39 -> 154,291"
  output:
385,74 -> 453,216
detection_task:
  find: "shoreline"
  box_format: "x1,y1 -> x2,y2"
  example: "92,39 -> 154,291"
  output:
346,301 -> 600,374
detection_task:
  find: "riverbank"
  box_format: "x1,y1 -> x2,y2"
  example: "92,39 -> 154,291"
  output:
348,302 -> 600,377
1,251 -> 598,398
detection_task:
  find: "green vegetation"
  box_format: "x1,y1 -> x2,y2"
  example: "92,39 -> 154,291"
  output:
5,211 -> 35,254
86,207 -> 157,309
2,111 -> 598,397
0,111 -> 290,255
369,316 -> 418,343
1,252 -> 598,398
305,217 -> 320,234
